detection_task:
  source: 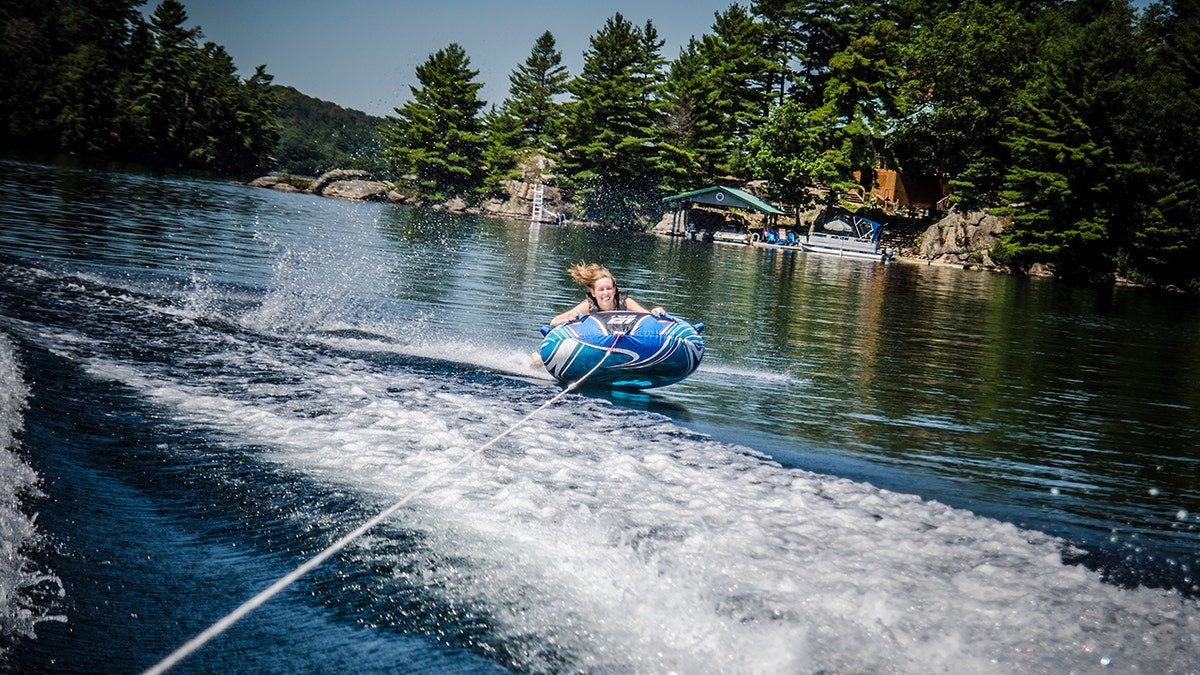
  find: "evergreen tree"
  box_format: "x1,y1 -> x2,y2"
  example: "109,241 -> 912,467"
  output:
481,104 -> 524,195
745,2 -> 907,208
0,0 -> 53,145
658,4 -> 772,187
482,31 -> 569,194
50,0 -> 144,153
124,0 -> 279,174
562,13 -> 668,225
816,19 -> 907,195
1,0 -> 277,175
127,0 -> 202,165
750,0 -> 803,105
218,62 -> 280,175
891,1 -> 1034,206
504,31 -> 569,150
995,2 -> 1144,279
0,0 -> 144,152
659,39 -> 716,185
700,4 -> 774,174
1122,0 -> 1200,287
751,0 -> 882,106
380,43 -> 486,201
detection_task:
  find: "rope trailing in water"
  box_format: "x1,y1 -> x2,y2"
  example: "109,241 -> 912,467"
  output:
143,335 -> 622,675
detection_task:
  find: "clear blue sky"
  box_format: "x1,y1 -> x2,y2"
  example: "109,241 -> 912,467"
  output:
162,0 -> 736,117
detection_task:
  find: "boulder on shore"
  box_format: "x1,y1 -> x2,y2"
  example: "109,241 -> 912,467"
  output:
250,157 -> 565,216
249,169 -> 406,203
918,210 -> 1009,270
306,169 -> 373,194
320,179 -> 390,201
309,169 -> 397,202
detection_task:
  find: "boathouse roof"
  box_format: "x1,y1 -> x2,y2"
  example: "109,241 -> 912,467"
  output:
662,186 -> 788,216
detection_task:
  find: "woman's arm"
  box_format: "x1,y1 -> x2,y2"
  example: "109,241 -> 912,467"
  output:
550,299 -> 590,326
625,298 -> 666,316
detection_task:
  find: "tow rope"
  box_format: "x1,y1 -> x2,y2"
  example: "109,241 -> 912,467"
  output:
143,335 -> 622,675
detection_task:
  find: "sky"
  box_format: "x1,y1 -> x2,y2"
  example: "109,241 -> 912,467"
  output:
161,0 -> 737,117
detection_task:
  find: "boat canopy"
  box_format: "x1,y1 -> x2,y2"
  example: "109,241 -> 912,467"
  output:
816,207 -> 886,242
662,186 -> 788,216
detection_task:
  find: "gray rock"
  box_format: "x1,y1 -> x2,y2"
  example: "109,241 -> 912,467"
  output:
319,179 -> 390,201
307,169 -> 374,195
1028,262 -> 1056,278
918,210 -> 1008,266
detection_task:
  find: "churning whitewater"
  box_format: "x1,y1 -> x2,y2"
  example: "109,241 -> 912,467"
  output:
1,157 -> 1198,673
0,333 -> 65,659
1,255 -> 1197,673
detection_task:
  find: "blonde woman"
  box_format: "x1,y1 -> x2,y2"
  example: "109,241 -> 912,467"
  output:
549,262 -> 665,326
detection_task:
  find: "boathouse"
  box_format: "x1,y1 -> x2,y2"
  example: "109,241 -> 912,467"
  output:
661,186 -> 788,236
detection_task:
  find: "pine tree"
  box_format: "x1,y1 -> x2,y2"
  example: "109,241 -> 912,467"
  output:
0,0 -> 144,152
216,63 -> 280,175
121,1 -> 278,173
995,3 -> 1143,279
751,0 -> 878,106
891,1 -> 1034,206
1123,0 -> 1200,287
659,39 -> 714,185
482,31 -> 569,194
706,4 -> 773,171
746,0 -> 907,208
814,19 -> 907,194
0,0 -> 277,174
380,43 -> 486,201
660,5 -> 772,180
50,0 -> 144,153
128,0 -> 203,165
562,13 -> 667,225
504,31 -> 569,150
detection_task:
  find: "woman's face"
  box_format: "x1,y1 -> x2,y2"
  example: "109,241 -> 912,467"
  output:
591,276 -> 617,310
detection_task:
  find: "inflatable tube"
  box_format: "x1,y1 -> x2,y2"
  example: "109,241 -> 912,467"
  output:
538,311 -> 705,389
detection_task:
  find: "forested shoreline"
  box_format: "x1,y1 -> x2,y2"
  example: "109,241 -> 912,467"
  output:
2,0 -> 1197,289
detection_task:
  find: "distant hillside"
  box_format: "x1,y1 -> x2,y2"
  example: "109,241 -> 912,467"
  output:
271,86 -> 385,177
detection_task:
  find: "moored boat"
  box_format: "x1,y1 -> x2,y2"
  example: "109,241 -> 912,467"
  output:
538,311 -> 705,389
801,207 -> 896,262
711,230 -> 750,245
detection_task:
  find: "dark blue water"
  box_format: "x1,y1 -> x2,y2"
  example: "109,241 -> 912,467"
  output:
1,155 -> 1198,673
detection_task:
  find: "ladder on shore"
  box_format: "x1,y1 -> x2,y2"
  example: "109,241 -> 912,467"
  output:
531,183 -> 545,223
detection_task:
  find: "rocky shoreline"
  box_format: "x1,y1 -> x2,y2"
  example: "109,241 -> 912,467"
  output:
245,168 -> 1141,286
248,163 -> 575,225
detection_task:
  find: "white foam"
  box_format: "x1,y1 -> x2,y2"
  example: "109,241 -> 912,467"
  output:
85,348 -> 1200,673
0,333 -> 66,647
693,361 -> 806,385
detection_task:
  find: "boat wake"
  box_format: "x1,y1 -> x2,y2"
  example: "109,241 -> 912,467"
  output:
2,259 -> 1199,673
0,333 -> 66,657
693,361 -> 808,386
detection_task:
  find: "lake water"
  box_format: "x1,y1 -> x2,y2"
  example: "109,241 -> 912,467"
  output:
1,155 -> 1198,673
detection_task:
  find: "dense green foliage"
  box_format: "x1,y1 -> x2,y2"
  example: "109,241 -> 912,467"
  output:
272,86 -> 384,177
1,0 -> 279,175
4,0 -> 1197,286
379,43 -> 486,202
481,31 -> 570,194
991,0 -> 1200,285
557,14 -> 671,225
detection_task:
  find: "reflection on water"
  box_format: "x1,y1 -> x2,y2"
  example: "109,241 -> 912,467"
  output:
3,156 -> 1197,585
1,155 -> 1199,673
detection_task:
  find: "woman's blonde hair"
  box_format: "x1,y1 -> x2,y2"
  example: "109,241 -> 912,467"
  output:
567,262 -> 615,290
